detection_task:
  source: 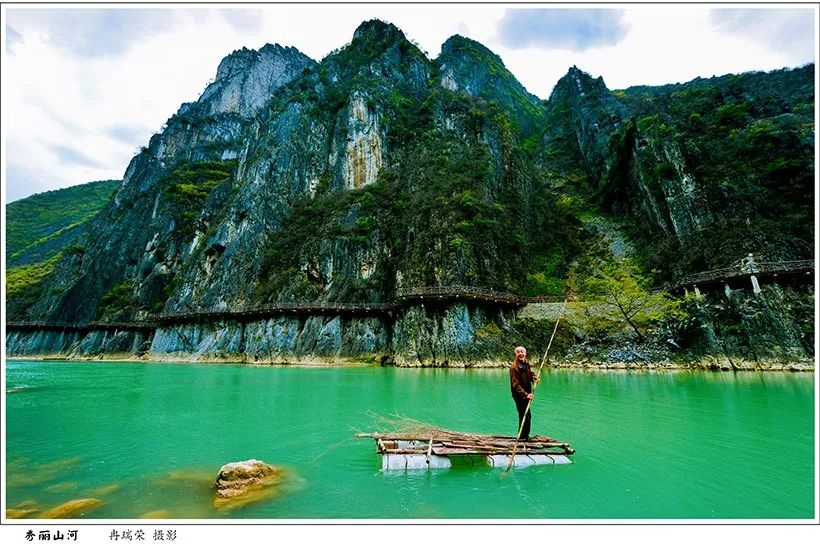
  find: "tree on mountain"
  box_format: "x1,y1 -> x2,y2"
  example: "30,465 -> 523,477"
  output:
569,257 -> 682,341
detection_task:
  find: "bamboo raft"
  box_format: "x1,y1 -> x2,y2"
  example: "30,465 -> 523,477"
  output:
355,430 -> 575,471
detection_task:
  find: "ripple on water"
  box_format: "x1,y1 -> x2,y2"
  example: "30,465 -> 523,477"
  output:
5,456 -> 83,489
44,481 -> 79,493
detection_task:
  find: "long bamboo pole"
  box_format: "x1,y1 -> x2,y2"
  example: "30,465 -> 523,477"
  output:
500,299 -> 568,478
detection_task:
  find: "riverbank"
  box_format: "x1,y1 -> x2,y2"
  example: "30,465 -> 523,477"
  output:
6,353 -> 815,371
7,282 -> 814,373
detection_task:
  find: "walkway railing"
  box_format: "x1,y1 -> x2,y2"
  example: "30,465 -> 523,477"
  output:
395,285 -> 530,305
677,259 -> 814,287
154,302 -> 395,324
6,321 -> 155,331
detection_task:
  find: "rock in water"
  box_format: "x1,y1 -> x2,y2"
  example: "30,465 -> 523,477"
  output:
216,459 -> 278,492
214,459 -> 281,509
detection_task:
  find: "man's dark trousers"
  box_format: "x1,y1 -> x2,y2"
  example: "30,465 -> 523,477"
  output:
514,397 -> 531,440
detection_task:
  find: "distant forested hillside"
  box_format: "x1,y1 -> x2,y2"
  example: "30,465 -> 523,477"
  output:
6,179 -> 119,318
7,180 -> 119,266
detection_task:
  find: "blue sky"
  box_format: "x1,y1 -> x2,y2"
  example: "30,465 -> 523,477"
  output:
2,4 -> 816,203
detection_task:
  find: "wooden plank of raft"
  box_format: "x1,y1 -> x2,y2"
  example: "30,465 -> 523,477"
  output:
431,447 -> 571,456
431,448 -> 492,455
372,440 -> 575,456
436,441 -> 573,454
439,440 -> 570,451
439,437 -> 564,446
357,432 -> 560,444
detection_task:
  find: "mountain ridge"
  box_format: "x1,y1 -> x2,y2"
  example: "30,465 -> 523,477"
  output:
5,19 -> 814,367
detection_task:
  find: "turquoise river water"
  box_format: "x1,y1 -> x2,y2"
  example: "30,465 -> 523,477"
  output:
4,360 -> 816,520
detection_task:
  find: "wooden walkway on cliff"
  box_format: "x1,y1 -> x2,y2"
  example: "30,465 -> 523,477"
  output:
5,286 -> 532,332
150,285 -> 531,325
672,258 -> 814,290
153,302 -> 395,324
6,257 -> 814,333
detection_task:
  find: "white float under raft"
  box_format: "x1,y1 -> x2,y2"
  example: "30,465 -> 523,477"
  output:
355,430 -> 575,471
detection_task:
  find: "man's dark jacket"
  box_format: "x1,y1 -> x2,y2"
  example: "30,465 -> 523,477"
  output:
510,359 -> 536,401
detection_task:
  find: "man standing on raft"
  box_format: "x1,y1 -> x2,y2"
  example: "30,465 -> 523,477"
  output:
510,346 -> 538,441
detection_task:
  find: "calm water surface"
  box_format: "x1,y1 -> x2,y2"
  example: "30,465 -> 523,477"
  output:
5,360 -> 815,519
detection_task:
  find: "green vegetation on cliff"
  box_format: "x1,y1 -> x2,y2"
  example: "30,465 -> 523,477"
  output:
437,35 -> 547,140
161,159 -> 237,237
95,281 -> 137,321
5,253 -> 65,312
615,65 -> 814,274
255,86 -> 582,304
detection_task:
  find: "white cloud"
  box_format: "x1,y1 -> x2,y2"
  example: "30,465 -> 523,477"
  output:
2,4 -> 816,202
710,7 -> 816,64
6,8 -> 184,58
485,5 -> 816,97
3,9 -> 270,202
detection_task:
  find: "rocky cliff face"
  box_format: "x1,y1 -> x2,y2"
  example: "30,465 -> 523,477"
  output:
199,44 -> 312,118
679,282 -> 814,369
437,35 -> 546,139
542,67 -> 714,252
546,67 -> 630,184
7,20 -> 814,367
25,41 -> 315,324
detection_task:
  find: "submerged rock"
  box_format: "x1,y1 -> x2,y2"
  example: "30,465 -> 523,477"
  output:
14,499 -> 38,508
42,498 -> 102,519
213,459 -> 281,510
90,484 -> 120,497
5,456 -> 82,488
162,469 -> 213,482
215,459 -> 278,495
44,481 -> 79,493
7,507 -> 39,519
140,509 -> 172,519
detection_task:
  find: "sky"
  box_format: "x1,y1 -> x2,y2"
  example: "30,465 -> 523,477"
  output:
1,2 -> 817,203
